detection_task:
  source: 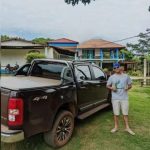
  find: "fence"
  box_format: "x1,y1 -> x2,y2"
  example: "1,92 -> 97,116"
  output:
147,60 -> 150,77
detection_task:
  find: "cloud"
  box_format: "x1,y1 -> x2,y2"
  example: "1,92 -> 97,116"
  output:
1,0 -> 150,44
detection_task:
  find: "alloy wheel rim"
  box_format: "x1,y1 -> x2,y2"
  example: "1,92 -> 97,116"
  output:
56,116 -> 72,142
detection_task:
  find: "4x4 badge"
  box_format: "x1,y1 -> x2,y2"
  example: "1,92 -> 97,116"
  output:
33,95 -> 48,101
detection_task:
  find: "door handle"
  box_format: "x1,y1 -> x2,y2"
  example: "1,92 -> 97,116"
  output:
96,85 -> 101,87
80,86 -> 88,89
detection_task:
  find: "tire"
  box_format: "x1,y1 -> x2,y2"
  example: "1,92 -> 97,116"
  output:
44,110 -> 74,148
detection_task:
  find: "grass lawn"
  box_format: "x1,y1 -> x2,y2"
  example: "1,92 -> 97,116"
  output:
1,85 -> 150,150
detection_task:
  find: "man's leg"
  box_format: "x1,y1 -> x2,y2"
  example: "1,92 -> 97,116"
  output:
123,115 -> 129,129
111,100 -> 120,133
121,101 -> 135,135
114,115 -> 119,129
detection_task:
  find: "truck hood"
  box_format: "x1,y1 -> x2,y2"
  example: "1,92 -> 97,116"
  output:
1,76 -> 61,90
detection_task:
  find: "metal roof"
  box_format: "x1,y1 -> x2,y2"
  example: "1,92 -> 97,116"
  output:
78,39 -> 125,49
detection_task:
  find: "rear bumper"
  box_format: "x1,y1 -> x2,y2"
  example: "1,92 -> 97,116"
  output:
1,124 -> 24,143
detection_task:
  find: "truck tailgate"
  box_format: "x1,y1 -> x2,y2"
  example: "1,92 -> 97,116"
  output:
1,88 -> 11,125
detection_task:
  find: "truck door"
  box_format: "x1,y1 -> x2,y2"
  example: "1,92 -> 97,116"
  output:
75,65 -> 95,111
90,65 -> 109,104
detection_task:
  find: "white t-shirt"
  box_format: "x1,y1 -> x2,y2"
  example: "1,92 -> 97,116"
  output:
107,73 -> 132,100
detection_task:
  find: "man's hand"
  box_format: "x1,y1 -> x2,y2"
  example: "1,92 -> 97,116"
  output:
124,84 -> 132,91
107,85 -> 117,92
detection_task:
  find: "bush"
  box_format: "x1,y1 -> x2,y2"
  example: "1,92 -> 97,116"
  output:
102,68 -> 109,73
127,70 -> 143,76
25,52 -> 46,63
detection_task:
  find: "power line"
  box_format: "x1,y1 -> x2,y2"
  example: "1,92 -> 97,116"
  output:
82,32 -> 150,47
112,32 -> 150,43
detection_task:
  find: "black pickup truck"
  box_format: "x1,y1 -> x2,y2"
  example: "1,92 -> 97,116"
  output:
1,59 -> 111,148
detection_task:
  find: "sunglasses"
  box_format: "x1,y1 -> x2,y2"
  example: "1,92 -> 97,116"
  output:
113,67 -> 120,69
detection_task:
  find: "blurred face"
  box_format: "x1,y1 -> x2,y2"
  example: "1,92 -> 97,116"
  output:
113,67 -> 121,73
120,66 -> 124,73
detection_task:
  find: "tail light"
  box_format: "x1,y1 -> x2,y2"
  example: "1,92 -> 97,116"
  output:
8,98 -> 24,126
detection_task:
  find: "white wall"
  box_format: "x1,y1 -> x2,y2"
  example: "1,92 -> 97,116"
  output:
1,49 -> 45,67
45,47 -> 54,59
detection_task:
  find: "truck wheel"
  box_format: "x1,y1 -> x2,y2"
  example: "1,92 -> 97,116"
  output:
44,110 -> 74,148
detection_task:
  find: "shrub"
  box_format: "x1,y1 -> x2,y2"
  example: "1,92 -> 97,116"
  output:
25,52 -> 46,63
103,68 -> 109,73
127,70 -> 143,76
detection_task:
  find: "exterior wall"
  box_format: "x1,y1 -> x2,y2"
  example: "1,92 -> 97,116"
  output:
45,47 -> 74,60
2,40 -> 42,47
78,49 -> 82,57
45,47 -> 54,59
1,49 -> 45,67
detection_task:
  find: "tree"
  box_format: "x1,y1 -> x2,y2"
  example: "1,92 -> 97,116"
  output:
1,35 -> 26,41
1,35 -> 10,41
127,32 -> 150,56
120,49 -> 134,61
32,37 -> 53,45
65,0 -> 95,6
25,52 -> 46,63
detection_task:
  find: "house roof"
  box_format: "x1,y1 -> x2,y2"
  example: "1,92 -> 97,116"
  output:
78,39 -> 125,49
48,38 -> 78,44
1,38 -> 44,48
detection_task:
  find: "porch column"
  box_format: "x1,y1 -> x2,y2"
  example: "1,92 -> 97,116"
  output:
110,49 -> 114,59
122,53 -> 125,61
115,48 -> 119,62
45,47 -> 48,58
100,61 -> 103,68
75,48 -> 79,60
100,49 -> 103,60
100,49 -> 103,68
45,47 -> 54,58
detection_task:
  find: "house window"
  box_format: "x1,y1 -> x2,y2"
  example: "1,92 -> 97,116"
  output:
82,49 -> 95,59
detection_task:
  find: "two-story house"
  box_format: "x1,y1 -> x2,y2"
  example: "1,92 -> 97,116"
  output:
76,39 -> 125,70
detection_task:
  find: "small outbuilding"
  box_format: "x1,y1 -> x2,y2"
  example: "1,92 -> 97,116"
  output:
1,38 -> 45,67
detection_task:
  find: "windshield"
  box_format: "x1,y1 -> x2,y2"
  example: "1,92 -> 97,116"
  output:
31,61 -> 67,80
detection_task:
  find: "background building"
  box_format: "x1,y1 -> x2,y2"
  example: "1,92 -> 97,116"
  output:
46,38 -> 78,60
76,39 -> 125,70
1,39 -> 44,67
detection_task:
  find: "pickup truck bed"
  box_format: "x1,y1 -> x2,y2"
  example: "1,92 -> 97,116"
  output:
1,76 -> 61,90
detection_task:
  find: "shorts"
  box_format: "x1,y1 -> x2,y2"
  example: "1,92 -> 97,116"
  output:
111,100 -> 129,115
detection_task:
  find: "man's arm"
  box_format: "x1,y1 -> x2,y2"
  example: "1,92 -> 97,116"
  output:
106,76 -> 116,92
125,75 -> 132,91
107,84 -> 113,90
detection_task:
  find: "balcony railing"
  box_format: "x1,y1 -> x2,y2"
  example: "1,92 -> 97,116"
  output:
78,55 -> 125,61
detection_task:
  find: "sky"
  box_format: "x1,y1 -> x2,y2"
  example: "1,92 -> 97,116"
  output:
1,0 -> 150,45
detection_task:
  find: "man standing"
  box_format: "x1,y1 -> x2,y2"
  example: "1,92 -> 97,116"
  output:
107,63 -> 135,135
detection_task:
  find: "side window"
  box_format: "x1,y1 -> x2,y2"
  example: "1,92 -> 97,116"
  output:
15,64 -> 31,76
31,62 -> 67,79
92,66 -> 106,80
75,65 -> 91,81
22,66 -> 30,73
